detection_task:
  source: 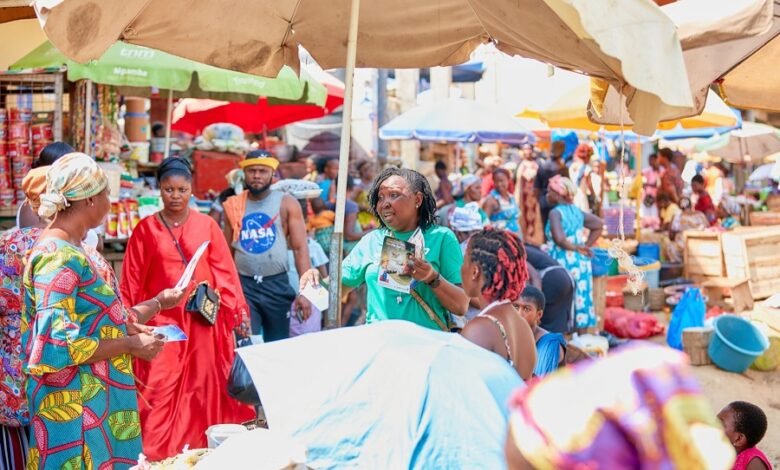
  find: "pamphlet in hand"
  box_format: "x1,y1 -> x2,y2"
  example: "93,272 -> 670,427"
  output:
377,236 -> 416,293
153,324 -> 188,342
175,241 -> 210,290
301,283 -> 329,311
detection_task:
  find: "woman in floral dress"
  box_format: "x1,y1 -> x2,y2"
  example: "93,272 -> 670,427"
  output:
544,176 -> 603,331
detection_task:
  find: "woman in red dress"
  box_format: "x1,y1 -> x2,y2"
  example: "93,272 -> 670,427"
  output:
120,158 -> 254,460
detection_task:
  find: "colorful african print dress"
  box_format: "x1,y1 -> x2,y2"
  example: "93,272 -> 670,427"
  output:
544,204 -> 595,329
22,239 -> 141,469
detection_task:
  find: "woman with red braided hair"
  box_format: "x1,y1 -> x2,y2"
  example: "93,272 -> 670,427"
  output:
460,228 -> 537,380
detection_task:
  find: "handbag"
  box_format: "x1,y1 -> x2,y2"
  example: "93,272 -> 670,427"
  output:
160,214 -> 220,325
227,337 -> 261,405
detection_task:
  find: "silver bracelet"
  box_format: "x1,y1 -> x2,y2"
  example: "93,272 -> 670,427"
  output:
152,297 -> 163,312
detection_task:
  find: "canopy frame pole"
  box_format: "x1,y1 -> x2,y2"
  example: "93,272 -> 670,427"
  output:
327,0 -> 361,330
164,89 -> 173,160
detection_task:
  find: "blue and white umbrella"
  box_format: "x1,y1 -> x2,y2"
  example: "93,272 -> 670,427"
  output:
380,98 -> 536,144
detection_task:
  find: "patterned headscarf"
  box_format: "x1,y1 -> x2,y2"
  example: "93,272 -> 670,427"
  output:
39,153 -> 108,218
21,166 -> 50,212
548,175 -> 578,202
507,343 -> 735,470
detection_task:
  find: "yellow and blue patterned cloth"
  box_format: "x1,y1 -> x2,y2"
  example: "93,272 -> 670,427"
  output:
39,153 -> 108,218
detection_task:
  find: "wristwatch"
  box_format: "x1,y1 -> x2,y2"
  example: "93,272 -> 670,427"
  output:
426,272 -> 442,288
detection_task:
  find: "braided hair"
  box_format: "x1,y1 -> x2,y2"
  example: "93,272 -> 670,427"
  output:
467,228 -> 528,302
368,167 -> 437,230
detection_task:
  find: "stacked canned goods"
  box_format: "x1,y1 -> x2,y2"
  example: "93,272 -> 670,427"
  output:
0,108 -> 54,207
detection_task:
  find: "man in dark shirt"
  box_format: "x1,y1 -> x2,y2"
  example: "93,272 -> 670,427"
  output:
524,243 -> 574,334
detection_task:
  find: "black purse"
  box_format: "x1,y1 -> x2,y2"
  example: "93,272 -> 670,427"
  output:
227,337 -> 261,405
160,214 -> 220,325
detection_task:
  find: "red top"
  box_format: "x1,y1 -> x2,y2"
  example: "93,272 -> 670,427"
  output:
734,447 -> 773,470
695,191 -> 716,224
120,212 -> 254,461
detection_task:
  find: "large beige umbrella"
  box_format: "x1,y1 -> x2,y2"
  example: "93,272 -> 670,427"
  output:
32,0 -> 702,132
717,35 -> 780,111
694,122 -> 780,164
518,74 -> 737,131
589,0 -> 778,130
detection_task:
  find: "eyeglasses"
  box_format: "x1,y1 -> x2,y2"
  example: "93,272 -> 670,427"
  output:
376,190 -> 412,205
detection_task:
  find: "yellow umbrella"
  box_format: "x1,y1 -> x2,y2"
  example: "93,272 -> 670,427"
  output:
517,76 -> 737,131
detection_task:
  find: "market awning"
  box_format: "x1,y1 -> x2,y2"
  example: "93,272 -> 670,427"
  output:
9,40 -> 327,105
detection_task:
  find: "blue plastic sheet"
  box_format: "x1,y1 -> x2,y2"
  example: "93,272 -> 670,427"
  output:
238,321 -> 523,469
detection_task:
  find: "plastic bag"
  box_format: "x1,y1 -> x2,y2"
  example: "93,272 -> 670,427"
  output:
667,287 -> 706,350
227,338 -> 261,406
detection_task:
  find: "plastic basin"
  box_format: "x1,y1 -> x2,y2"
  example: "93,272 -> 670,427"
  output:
709,315 -> 770,373
591,248 -> 614,277
637,243 -> 660,261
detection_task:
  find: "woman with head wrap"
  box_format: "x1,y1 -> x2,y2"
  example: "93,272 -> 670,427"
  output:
120,157 -> 255,461
21,153 -> 185,469
544,175 -> 603,331
505,343 -> 735,470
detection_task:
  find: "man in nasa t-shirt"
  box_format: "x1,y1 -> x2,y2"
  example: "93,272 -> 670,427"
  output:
223,151 -> 317,342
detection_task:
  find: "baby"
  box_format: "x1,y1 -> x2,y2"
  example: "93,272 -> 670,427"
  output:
718,401 -> 772,470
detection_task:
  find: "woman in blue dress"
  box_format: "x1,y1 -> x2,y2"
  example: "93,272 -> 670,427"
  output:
482,168 -> 521,235
544,176 -> 603,331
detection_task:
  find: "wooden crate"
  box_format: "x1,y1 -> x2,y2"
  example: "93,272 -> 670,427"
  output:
683,230 -> 726,283
721,226 -> 780,300
750,211 -> 780,226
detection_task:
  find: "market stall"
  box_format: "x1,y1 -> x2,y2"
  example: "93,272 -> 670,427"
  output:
0,71 -> 65,225
2,40 -> 336,278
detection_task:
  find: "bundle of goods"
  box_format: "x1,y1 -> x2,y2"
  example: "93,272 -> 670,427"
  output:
194,123 -> 250,154
604,307 -> 664,339
105,199 -> 141,239
0,108 -> 55,207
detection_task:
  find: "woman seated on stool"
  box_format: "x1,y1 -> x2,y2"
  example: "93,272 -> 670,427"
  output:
460,228 -> 537,380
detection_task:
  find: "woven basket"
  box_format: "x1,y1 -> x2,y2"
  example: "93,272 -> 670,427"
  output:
624,290 -> 646,312
649,288 -> 666,311
682,327 -> 713,366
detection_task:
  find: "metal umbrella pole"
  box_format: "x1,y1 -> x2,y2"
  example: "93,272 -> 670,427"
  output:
164,89 -> 173,159
327,0 -> 361,329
